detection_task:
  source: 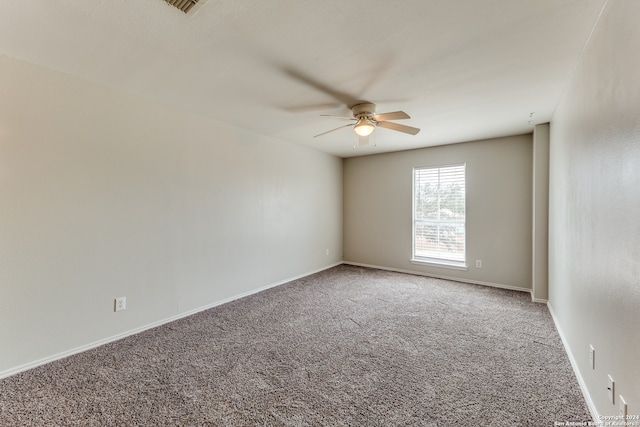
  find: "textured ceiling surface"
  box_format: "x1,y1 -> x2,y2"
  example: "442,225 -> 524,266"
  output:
0,0 -> 607,157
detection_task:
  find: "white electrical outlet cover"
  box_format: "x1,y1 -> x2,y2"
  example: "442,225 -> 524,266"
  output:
589,345 -> 595,369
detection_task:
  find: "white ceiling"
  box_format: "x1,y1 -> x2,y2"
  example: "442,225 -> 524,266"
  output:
0,0 -> 607,158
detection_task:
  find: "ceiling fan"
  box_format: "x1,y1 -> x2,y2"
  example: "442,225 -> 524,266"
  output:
275,67 -> 420,146
315,102 -> 420,145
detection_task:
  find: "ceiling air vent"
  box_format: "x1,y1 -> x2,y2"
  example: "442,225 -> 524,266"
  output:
164,0 -> 202,14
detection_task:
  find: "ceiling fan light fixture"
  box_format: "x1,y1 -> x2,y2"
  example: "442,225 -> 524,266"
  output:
354,119 -> 375,137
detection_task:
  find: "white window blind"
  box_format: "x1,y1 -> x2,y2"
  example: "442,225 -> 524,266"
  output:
413,164 -> 466,266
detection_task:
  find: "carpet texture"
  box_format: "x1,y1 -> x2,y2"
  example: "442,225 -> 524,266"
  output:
0,265 -> 591,426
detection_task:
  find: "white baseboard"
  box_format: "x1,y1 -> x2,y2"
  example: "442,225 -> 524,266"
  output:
0,262 -> 342,380
546,302 -> 599,421
343,261 -> 533,295
531,296 -> 549,303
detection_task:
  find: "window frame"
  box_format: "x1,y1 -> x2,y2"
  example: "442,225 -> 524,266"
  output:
411,163 -> 467,270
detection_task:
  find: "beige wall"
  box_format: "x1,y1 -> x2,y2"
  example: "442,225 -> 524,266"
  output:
0,55 -> 343,376
549,0 -> 640,417
343,135 -> 533,290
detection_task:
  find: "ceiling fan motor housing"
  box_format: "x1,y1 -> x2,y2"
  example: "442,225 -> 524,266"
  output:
351,102 -> 376,119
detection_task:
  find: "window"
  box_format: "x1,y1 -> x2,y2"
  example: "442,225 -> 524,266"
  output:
412,164 -> 466,268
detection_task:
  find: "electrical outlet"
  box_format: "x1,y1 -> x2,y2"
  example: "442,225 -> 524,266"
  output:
589,345 -> 595,369
607,375 -> 615,405
619,395 -> 627,418
114,297 -> 126,312
326,249 -> 329,256
475,260 -> 482,268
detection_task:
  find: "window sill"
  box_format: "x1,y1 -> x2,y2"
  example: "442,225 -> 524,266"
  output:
410,258 -> 468,271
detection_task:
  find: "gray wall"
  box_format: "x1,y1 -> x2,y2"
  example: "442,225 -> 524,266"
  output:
0,55 -> 343,376
343,135 -> 533,290
548,0 -> 640,417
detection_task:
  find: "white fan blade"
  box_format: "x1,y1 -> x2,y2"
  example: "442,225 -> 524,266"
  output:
320,115 -> 356,120
372,111 -> 410,121
283,102 -> 342,112
377,121 -> 420,135
314,123 -> 354,138
282,67 -> 359,107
